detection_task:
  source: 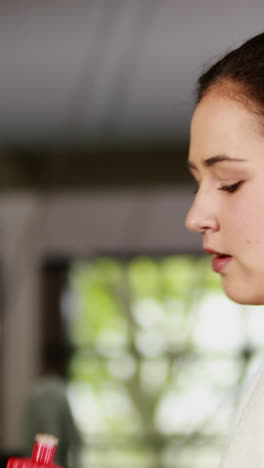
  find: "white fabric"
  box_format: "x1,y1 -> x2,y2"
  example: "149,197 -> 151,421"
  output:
220,362 -> 264,467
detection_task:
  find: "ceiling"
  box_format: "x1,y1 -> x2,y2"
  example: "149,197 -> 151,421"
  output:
1,0 -> 264,149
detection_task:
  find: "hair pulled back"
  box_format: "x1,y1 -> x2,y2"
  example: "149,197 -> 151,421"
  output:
197,32 -> 264,117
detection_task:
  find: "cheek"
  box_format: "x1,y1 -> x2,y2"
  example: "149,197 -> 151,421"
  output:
228,194 -> 264,248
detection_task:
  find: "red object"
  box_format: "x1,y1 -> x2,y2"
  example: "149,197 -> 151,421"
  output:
7,435 -> 63,468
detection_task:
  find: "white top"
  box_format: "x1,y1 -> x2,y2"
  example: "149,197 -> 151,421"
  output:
220,361 -> 264,467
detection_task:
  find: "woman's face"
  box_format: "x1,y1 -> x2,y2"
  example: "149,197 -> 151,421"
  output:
185,91 -> 264,305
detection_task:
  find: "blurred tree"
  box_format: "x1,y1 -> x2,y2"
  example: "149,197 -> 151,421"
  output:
66,256 -> 252,468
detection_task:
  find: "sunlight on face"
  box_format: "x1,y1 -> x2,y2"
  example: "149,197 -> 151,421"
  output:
185,92 -> 264,305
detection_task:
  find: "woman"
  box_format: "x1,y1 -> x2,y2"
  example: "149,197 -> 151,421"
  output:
185,32 -> 264,467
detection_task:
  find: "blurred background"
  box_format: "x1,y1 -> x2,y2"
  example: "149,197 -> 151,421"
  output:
1,1 -> 264,468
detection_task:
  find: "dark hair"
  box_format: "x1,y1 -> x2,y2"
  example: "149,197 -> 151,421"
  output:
197,32 -> 264,117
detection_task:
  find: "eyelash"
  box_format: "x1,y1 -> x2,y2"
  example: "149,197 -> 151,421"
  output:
218,181 -> 243,193
193,181 -> 243,195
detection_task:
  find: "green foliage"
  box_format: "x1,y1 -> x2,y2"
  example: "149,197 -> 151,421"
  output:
67,255 -> 246,468
128,257 -> 161,300
160,256 -> 195,298
69,260 -> 127,347
69,351 -> 110,388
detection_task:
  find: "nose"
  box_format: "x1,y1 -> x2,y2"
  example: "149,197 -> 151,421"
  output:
185,191 -> 219,233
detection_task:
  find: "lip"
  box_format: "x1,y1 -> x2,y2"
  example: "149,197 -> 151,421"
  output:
204,248 -> 233,273
204,248 -> 224,255
212,255 -> 232,273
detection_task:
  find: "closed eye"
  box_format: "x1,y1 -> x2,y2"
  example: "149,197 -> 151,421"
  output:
218,181 -> 243,193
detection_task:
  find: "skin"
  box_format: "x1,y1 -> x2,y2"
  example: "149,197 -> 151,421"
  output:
185,89 -> 264,305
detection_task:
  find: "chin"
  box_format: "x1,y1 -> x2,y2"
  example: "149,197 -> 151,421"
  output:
222,278 -> 264,305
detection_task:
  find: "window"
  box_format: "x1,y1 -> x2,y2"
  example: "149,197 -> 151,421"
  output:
57,255 -> 264,468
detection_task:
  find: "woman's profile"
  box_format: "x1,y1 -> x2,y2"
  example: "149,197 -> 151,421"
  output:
185,32 -> 264,467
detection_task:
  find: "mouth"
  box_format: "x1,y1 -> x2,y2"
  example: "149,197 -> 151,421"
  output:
204,248 -> 233,273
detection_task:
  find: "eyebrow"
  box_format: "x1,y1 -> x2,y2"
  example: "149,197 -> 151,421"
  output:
187,154 -> 246,170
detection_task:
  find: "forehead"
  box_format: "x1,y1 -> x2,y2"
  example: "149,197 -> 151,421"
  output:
189,93 -> 262,158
